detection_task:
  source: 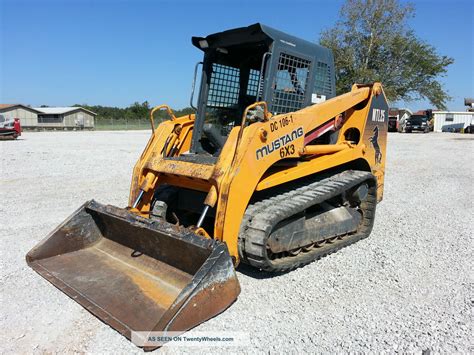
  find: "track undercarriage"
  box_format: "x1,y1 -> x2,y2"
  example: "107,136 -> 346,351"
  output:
238,170 -> 376,272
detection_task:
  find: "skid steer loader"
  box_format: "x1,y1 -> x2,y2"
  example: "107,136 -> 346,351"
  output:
27,23 -> 388,349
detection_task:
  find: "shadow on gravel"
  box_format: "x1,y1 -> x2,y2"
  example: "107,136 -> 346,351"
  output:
236,263 -> 290,279
0,138 -> 25,141
450,137 -> 473,140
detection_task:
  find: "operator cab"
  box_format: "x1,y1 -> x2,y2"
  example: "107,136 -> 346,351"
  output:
189,23 -> 336,156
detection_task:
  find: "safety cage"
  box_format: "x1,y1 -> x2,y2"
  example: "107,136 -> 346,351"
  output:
188,23 -> 336,154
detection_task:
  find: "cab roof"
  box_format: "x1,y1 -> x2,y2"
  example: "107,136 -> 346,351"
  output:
192,23 -> 332,61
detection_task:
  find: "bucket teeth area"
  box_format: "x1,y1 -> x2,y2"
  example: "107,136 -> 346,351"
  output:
26,201 -> 240,348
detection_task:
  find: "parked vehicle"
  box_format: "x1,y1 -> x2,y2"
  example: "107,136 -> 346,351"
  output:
0,114 -> 22,139
404,115 -> 429,133
388,115 -> 398,132
394,108 -> 413,133
442,123 -> 465,133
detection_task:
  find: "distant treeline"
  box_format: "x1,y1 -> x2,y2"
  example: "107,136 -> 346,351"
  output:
72,102 -> 194,122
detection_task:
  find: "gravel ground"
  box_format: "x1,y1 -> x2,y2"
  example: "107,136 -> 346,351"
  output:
1,131 -> 472,354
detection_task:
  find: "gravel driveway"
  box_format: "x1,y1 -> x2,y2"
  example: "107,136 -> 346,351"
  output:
1,131 -> 472,353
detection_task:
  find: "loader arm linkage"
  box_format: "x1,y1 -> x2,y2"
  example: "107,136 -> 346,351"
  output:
129,83 -> 387,263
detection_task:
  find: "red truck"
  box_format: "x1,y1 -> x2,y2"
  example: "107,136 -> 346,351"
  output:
0,114 -> 22,139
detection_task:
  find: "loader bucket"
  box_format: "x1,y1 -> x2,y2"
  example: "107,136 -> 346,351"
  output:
26,200 -> 240,350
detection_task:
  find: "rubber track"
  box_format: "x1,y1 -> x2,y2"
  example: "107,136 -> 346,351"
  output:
239,170 -> 377,272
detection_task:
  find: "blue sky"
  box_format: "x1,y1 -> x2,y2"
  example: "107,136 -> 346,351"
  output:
1,0 -> 473,111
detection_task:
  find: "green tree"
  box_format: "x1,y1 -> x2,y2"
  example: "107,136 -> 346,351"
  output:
71,103 -> 196,124
320,0 -> 454,109
128,101 -> 150,120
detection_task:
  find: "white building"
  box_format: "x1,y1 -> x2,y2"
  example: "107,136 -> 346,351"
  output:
0,104 -> 39,127
0,104 -> 96,129
34,107 -> 96,129
433,111 -> 474,133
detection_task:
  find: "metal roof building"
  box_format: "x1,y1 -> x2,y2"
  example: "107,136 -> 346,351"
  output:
433,111 -> 474,133
0,104 -> 40,127
0,104 -> 96,129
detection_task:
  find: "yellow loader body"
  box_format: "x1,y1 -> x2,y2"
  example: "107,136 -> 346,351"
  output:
27,23 -> 388,350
